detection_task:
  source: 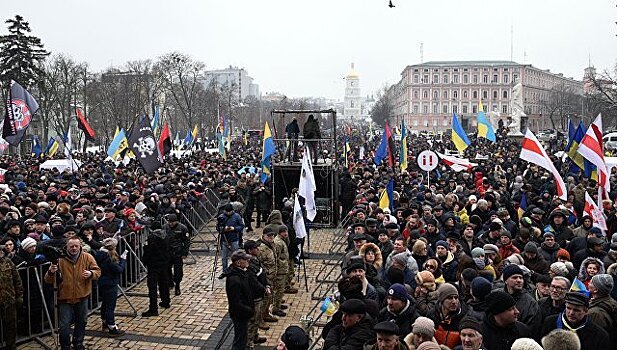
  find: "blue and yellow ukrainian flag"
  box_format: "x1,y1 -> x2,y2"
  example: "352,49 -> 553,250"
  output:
517,193 -> 528,219
260,122 -> 276,184
452,112 -> 471,152
570,277 -> 590,298
31,136 -> 42,157
399,121 -> 408,171
107,128 -> 128,160
477,101 -> 496,142
45,137 -> 59,157
378,178 -> 394,211
151,106 -> 160,135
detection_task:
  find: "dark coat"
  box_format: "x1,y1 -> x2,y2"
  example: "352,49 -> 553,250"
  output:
247,257 -> 268,300
142,231 -> 170,269
482,314 -> 531,350
323,314 -> 375,350
164,222 -> 190,257
377,300 -> 420,339
541,314 -> 610,350
216,212 -> 245,243
94,249 -> 126,287
537,296 -> 564,320
225,265 -> 255,321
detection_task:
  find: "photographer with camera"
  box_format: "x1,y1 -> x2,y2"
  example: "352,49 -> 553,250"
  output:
44,236 -> 101,350
0,241 -> 23,350
217,204 -> 244,277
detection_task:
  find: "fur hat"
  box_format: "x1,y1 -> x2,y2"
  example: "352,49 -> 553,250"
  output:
412,240 -> 427,255
506,253 -> 525,266
541,329 -> 581,350
415,271 -> 436,291
412,316 -> 435,337
511,338 -> 543,350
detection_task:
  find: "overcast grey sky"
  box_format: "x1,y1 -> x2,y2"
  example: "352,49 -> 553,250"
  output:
3,0 -> 617,99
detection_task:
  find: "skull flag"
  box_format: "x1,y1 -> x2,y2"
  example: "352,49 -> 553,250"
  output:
127,115 -> 162,174
3,80 -> 39,145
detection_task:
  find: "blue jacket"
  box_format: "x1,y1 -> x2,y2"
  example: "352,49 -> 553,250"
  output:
94,249 -> 126,287
216,212 -> 245,242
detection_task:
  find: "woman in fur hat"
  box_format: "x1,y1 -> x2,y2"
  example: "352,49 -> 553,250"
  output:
359,242 -> 383,289
578,257 -> 605,289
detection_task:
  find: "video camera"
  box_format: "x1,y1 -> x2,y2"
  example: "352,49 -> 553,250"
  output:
36,245 -> 66,264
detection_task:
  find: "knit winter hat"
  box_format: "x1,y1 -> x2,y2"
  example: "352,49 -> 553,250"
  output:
412,316 -> 435,337
550,262 -> 569,277
436,283 -> 459,302
524,242 -> 538,254
21,237 -> 37,251
458,316 -> 482,333
511,338 -> 543,350
471,276 -> 493,300
281,326 -> 310,350
415,271 -> 436,291
435,240 -> 448,250
591,274 -> 614,296
502,264 -> 524,281
483,244 -> 499,255
416,342 -> 441,350
505,253 -> 525,266
392,252 -> 408,267
471,247 -> 485,258
556,249 -> 570,261
387,283 -> 409,302
487,290 -> 516,315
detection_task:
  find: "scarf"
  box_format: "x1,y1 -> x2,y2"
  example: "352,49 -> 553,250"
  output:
556,311 -> 587,332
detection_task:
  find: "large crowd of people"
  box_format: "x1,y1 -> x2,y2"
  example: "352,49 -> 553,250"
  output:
2,116 -> 617,350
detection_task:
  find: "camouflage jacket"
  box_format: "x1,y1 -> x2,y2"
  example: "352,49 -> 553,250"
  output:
0,256 -> 23,305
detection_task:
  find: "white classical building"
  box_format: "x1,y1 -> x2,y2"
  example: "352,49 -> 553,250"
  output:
389,61 -> 583,132
343,63 -> 363,120
202,66 -> 260,100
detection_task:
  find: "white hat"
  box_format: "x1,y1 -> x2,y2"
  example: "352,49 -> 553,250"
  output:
21,237 -> 37,251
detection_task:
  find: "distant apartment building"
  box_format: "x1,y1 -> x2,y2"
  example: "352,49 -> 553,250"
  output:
390,61 -> 583,132
202,66 -> 260,100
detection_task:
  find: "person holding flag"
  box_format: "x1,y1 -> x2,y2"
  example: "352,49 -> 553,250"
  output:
399,121 -> 408,172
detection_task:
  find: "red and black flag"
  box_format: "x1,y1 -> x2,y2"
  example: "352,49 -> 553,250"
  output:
158,122 -> 172,159
3,80 -> 39,145
76,107 -> 95,142
373,122 -> 395,166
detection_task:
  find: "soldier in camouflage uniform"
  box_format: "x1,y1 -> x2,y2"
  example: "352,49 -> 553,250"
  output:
256,227 -> 278,323
271,225 -> 290,316
0,247 -> 24,350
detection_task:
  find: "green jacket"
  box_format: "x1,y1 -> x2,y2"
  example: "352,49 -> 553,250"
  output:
0,257 -> 23,305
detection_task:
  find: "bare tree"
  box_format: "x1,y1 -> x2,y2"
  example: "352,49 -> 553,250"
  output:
539,83 -> 581,130
585,66 -> 617,128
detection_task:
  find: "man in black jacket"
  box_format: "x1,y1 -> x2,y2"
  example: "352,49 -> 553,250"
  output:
482,291 -> 531,350
323,299 -> 375,349
142,225 -> 171,317
225,250 -> 255,350
541,292 -> 610,350
164,214 -> 190,296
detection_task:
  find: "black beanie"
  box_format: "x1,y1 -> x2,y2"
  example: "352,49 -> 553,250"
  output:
502,264 -> 524,281
487,290 -> 516,315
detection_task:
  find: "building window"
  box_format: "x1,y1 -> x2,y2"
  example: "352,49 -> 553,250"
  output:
483,75 -> 488,83
414,119 -> 418,126
503,74 -> 509,83
493,90 -> 498,99
453,75 -> 459,83
453,91 -> 458,99
433,91 -> 439,99
462,105 -> 468,114
453,105 -> 458,113
424,120 -> 429,127
423,105 -> 429,114
472,91 -> 478,99
473,75 -> 478,84
414,75 -> 419,84
483,91 -> 488,99
463,91 -> 468,98
423,91 -> 428,99
463,75 -> 468,84
433,103 -> 438,113
502,105 -> 508,113
433,119 -> 438,126
443,104 -> 448,113
414,90 -> 419,99
413,105 -> 419,114
423,74 -> 429,83
433,74 -> 439,83
443,119 -> 449,126
472,105 -> 477,114
492,74 -> 498,83
443,91 -> 448,99
503,91 -> 508,99
443,75 -> 449,84
513,74 -> 518,81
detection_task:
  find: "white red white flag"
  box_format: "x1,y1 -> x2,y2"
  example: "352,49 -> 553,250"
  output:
436,152 -> 478,172
578,113 -> 610,193
584,191 -> 608,231
520,129 -> 567,200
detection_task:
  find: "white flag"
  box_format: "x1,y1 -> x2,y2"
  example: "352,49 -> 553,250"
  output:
293,195 -> 307,239
298,148 -> 317,221
359,146 -> 365,160
64,125 -> 72,160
